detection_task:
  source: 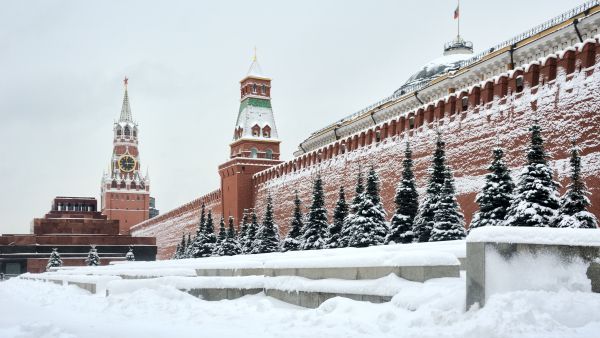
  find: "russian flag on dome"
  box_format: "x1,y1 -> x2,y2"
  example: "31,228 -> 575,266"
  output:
454,3 -> 459,19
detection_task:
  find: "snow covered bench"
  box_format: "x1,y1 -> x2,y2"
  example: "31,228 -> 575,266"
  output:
465,227 -> 600,309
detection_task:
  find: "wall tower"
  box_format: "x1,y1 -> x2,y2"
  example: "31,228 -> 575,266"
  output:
101,78 -> 151,234
218,55 -> 282,225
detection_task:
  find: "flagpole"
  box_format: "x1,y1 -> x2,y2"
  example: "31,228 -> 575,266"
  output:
457,0 -> 460,38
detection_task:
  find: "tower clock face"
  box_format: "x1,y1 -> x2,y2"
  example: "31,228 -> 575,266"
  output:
118,155 -> 136,172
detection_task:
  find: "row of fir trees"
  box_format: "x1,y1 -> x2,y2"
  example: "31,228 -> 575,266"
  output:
46,246 -> 135,271
172,123 -> 597,259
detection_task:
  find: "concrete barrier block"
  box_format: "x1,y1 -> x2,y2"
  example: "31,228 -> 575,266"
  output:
293,268 -> 326,279
334,292 -> 362,302
266,268 -> 296,277
466,240 -> 600,310
465,242 -> 486,309
298,291 -> 320,308
398,266 -> 425,282
236,268 -> 263,276
265,289 -> 300,306
587,262 -> 600,293
357,266 -> 397,280
360,294 -> 392,303
216,269 -> 235,277
423,265 -> 460,281
67,281 -> 97,294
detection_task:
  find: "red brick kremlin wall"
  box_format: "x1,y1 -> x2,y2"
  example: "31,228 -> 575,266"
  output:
131,190 -> 222,259
253,41 -> 600,237
133,40 -> 600,259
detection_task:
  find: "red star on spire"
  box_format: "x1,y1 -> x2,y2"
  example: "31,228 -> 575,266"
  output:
124,76 -> 129,87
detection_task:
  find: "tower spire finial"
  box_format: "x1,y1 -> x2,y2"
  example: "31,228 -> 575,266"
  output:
253,46 -> 257,62
119,77 -> 133,122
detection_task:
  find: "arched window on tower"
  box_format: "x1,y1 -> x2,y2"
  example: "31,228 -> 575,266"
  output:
265,149 -> 273,159
116,128 -> 122,137
262,125 -> 271,138
250,148 -> 258,158
251,124 -> 260,137
133,128 -> 137,137
252,84 -> 257,94
124,126 -> 131,137
261,84 -> 266,94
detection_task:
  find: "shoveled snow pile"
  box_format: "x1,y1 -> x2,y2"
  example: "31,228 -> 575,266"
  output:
1,274 -> 599,338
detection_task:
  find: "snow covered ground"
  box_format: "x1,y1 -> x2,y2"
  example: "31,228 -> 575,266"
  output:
1,275 -> 600,338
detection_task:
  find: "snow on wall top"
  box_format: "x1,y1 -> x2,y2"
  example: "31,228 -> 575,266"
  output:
467,226 -> 600,246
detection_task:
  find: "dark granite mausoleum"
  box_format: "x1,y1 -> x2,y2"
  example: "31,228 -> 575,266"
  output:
0,197 -> 156,274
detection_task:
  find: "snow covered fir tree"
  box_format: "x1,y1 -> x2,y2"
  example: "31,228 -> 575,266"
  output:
173,234 -> 187,259
430,169 -> 466,241
340,170 -> 365,246
553,141 -> 598,229
46,248 -> 63,270
504,124 -> 561,227
281,192 -> 304,252
238,210 -> 250,254
413,133 -> 448,242
345,167 -> 388,247
125,246 -> 135,261
253,194 -> 280,254
191,209 -> 217,258
245,210 -> 260,254
470,146 -> 515,230
217,217 -> 227,244
386,142 -> 418,244
301,174 -> 329,250
327,186 -> 348,248
184,233 -> 192,258
216,217 -> 242,256
85,246 -> 100,266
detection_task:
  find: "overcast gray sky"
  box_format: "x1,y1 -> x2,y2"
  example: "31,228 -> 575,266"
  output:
0,0 -> 583,233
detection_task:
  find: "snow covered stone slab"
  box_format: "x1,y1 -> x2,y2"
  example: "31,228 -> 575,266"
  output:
105,274 -> 420,307
106,275 -> 265,297
264,264 -> 459,282
20,273 -> 122,295
465,227 -> 600,309
467,226 -> 600,246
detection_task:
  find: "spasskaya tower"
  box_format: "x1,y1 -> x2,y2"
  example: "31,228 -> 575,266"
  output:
101,78 -> 151,234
